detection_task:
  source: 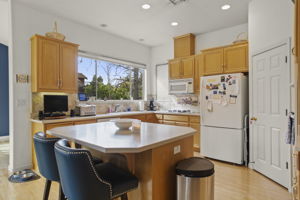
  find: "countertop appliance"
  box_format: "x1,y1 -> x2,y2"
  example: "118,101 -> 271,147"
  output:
75,104 -> 96,116
200,73 -> 248,164
44,95 -> 68,117
149,99 -> 155,111
169,78 -> 193,94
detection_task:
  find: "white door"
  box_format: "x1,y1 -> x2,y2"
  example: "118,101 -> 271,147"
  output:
251,44 -> 290,188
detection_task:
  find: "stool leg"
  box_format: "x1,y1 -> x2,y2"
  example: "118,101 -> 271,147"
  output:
120,193 -> 128,200
43,180 -> 51,200
59,184 -> 66,200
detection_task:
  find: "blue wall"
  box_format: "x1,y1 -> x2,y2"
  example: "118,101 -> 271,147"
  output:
0,44 -> 9,136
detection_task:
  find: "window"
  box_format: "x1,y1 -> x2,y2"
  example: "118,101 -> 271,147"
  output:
78,56 -> 145,100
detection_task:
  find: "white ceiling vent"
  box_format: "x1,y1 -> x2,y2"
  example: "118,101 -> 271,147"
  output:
168,0 -> 187,5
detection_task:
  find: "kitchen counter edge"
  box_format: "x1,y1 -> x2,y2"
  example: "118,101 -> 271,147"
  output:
30,111 -> 201,124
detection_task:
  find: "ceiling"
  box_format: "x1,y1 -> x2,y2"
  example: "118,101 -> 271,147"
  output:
17,0 -> 250,46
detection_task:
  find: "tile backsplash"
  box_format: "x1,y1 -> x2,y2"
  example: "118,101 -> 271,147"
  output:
31,93 -> 200,119
31,93 -> 77,118
77,100 -> 142,114
155,94 -> 200,112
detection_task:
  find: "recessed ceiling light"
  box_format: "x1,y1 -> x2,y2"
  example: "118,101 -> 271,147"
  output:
171,22 -> 179,26
100,24 -> 108,28
142,4 -> 151,10
221,4 -> 231,10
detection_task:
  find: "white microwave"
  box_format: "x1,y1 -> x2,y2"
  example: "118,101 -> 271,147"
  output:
169,78 -> 194,94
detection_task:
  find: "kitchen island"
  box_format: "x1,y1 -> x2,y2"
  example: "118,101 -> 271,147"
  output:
47,122 -> 195,200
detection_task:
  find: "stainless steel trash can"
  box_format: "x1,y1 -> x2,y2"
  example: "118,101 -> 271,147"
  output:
176,157 -> 214,200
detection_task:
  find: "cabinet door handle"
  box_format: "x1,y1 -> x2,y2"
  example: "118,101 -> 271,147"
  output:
57,80 -> 60,88
59,80 -> 62,88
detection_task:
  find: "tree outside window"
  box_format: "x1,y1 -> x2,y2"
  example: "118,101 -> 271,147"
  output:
78,56 -> 145,100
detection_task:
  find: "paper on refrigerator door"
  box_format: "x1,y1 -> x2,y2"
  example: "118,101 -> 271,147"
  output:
211,94 -> 221,104
207,100 -> 213,112
221,96 -> 228,106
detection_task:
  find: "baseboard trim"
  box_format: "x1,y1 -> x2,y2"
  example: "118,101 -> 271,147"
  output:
0,136 -> 9,142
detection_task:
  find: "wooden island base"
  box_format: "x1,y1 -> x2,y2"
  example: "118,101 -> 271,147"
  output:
89,136 -> 193,200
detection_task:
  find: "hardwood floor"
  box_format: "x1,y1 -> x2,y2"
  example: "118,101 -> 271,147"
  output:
0,157 -> 292,200
213,160 -> 291,200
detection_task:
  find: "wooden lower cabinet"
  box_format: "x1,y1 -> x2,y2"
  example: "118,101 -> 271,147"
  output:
145,114 -> 159,123
175,122 -> 189,127
190,123 -> 200,152
73,119 -> 97,125
44,122 -> 74,131
163,120 -> 176,125
158,114 -> 200,152
156,114 -> 163,120
122,114 -> 146,122
163,115 -> 189,122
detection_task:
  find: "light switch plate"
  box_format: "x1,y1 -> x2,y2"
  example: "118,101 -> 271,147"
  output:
174,145 -> 181,155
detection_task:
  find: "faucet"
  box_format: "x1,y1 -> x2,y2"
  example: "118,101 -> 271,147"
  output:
114,104 -> 121,112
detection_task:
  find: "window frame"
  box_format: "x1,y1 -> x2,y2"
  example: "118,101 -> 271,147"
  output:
78,53 -> 147,101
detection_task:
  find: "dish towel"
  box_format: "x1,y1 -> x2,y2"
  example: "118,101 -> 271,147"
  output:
286,112 -> 295,145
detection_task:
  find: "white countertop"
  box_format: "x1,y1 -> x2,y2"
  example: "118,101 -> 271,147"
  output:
31,111 -> 200,124
47,122 -> 196,153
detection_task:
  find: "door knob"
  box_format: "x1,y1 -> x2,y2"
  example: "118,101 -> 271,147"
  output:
250,117 -> 257,121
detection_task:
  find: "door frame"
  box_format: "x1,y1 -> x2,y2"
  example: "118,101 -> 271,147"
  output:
249,38 -> 292,191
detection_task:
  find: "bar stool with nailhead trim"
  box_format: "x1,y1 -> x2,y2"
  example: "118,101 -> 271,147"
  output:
54,139 -> 139,200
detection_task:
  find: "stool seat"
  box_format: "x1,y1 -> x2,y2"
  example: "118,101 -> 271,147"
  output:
94,163 -> 138,198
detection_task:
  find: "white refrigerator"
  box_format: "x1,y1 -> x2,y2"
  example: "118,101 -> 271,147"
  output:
200,73 -> 248,164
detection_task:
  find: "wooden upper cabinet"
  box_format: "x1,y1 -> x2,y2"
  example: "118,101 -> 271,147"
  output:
38,38 -> 60,90
60,43 -> 78,92
169,56 -> 195,80
223,43 -> 248,73
174,33 -> 195,58
31,35 -> 79,93
194,54 -> 203,94
181,56 -> 194,78
169,59 -> 181,79
201,42 -> 249,76
202,48 -> 224,75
